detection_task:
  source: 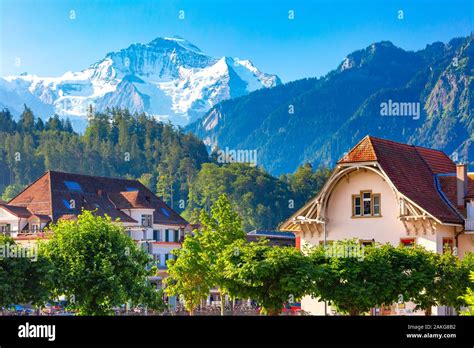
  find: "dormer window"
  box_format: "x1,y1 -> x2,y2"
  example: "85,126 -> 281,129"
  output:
352,190 -> 381,217
64,181 -> 82,192
141,214 -> 153,228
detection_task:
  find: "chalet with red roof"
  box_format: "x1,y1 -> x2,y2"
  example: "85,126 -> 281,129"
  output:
0,171 -> 189,282
281,135 -> 474,315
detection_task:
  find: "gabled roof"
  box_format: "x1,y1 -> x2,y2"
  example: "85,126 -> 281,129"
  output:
0,203 -> 32,218
28,214 -> 51,222
8,171 -> 188,226
338,136 -> 463,224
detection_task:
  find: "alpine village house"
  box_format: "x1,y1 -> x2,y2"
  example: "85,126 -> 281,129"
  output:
281,136 -> 474,316
0,170 -> 189,287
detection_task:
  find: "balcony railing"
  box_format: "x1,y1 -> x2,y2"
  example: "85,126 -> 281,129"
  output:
466,219 -> 474,232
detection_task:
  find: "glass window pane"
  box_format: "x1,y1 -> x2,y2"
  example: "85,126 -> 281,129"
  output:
363,200 -> 371,215
373,195 -> 380,215
354,196 -> 361,216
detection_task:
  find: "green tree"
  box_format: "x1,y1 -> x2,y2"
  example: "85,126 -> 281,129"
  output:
408,250 -> 472,315
166,194 -> 245,315
184,163 -> 296,231
1,183 -> 26,201
165,233 -> 212,315
218,239 -> 313,315
39,210 -> 162,315
0,236 -> 53,310
198,194 -> 246,315
460,271 -> 474,316
18,105 -> 35,132
307,241 -> 429,315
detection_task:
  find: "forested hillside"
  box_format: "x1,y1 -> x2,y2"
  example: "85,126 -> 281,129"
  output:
0,107 -> 329,230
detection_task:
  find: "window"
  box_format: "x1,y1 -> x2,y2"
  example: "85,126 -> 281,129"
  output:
174,230 -> 180,242
442,238 -> 454,253
126,187 -> 138,192
353,195 -> 361,216
362,192 -> 371,215
401,238 -> 415,248
165,229 -> 169,242
352,191 -> 381,217
153,230 -> 160,241
0,224 -> 11,233
64,181 -> 82,192
141,214 -> 153,228
373,194 -> 380,216
161,207 -> 170,217
31,224 -> 40,232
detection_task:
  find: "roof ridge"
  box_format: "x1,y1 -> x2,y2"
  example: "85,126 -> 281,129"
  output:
48,170 -> 141,184
368,136 -> 449,155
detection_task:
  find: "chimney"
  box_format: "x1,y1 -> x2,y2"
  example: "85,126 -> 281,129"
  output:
456,164 -> 468,206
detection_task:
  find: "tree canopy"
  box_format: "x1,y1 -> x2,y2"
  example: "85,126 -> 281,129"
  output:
39,210 -> 163,315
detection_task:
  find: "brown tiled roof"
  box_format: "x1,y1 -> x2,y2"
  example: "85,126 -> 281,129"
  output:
0,204 -> 32,218
9,172 -> 52,216
439,174 -> 474,209
338,136 -> 464,225
7,171 -> 188,226
108,191 -> 155,210
339,136 -> 377,163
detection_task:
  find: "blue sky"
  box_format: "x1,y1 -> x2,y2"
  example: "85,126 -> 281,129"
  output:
0,0 -> 472,82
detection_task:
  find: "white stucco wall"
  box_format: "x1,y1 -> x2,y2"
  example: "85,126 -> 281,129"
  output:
297,169 -> 466,316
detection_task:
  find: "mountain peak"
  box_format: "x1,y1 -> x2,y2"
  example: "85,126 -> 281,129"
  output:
148,36 -> 203,53
2,35 -> 280,129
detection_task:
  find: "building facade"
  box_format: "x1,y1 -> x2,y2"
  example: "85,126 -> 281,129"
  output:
0,170 -> 189,285
281,136 -> 474,315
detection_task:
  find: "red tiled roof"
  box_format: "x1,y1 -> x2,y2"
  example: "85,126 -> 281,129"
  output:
9,173 -> 52,216
339,137 -> 377,163
439,174 -> 474,207
338,136 -> 464,225
413,147 -> 456,174
7,171 -> 188,226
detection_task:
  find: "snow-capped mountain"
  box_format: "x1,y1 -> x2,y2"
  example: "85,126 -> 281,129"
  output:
2,36 -> 281,130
